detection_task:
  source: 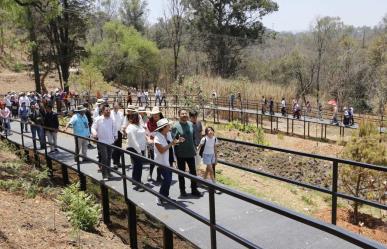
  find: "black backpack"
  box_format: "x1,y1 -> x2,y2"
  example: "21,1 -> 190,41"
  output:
199,138 -> 206,157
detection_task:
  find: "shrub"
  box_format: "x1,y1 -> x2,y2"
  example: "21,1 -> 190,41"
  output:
58,183 -> 100,231
340,121 -> 387,224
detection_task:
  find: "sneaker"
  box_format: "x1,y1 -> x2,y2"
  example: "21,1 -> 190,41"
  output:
191,190 -> 202,197
156,197 -> 164,206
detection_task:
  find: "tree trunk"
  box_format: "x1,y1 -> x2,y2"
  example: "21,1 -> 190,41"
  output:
353,173 -> 362,224
27,7 -> 41,94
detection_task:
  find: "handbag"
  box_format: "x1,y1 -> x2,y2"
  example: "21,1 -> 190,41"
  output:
199,138 -> 206,157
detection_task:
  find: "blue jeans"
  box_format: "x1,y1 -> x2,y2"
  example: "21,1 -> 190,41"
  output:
159,163 -> 173,197
128,148 -> 144,183
31,125 -> 45,148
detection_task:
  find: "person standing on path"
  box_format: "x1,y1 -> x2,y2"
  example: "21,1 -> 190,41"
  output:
43,105 -> 59,153
281,98 -> 286,117
155,87 -> 161,106
146,106 -> 163,182
172,109 -> 202,197
197,127 -> 218,183
154,118 -> 182,205
29,103 -> 45,149
18,102 -> 30,132
65,106 -> 91,163
269,97 -> 274,115
126,111 -> 147,191
0,104 -> 12,135
261,96 -> 267,114
92,104 -> 117,180
111,102 -> 124,169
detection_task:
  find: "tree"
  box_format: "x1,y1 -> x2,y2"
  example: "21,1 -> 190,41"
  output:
163,0 -> 186,80
186,0 -> 278,77
69,62 -> 111,95
87,21 -> 160,88
120,0 -> 148,33
312,17 -> 342,108
340,121 -> 387,224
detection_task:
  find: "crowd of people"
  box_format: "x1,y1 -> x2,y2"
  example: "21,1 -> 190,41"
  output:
0,90 -> 219,206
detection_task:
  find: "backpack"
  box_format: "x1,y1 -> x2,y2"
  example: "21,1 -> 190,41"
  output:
199,138 -> 206,157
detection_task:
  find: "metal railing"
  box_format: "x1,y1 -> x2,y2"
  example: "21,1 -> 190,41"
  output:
0,119 -> 385,249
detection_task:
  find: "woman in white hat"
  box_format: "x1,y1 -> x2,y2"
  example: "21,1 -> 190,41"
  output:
146,106 -> 163,182
153,118 -> 183,205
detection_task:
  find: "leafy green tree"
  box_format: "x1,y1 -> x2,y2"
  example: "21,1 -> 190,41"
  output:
186,0 -> 278,77
340,121 -> 387,224
69,62 -> 111,95
87,21 -> 160,88
120,0 -> 148,33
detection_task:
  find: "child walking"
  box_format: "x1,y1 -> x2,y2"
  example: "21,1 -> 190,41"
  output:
197,127 -> 218,183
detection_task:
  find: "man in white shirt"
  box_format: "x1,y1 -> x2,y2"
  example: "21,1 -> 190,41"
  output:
19,92 -> 31,108
91,104 -> 117,180
111,102 -> 124,168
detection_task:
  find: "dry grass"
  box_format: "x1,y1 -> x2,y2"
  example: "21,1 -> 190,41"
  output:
186,75 -> 297,100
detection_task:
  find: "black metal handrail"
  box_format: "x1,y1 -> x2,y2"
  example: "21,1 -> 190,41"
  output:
1,118 -> 385,249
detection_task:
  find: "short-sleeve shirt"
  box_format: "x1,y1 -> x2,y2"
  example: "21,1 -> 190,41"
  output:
70,113 -> 90,138
154,132 -> 173,167
172,121 -> 196,158
200,136 -> 218,155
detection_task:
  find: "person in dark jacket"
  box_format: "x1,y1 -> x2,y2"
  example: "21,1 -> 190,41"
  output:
29,103 -> 46,149
43,105 -> 59,153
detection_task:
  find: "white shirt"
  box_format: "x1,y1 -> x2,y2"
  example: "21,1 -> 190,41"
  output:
19,96 -> 30,107
110,110 -> 123,133
126,124 -> 146,153
154,132 -> 173,167
155,89 -> 161,96
200,136 -> 218,155
281,100 -> 286,108
91,116 -> 117,144
93,106 -> 100,119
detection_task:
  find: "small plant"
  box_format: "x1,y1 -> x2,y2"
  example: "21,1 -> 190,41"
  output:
277,133 -> 284,140
301,195 -> 315,206
58,183 -> 101,231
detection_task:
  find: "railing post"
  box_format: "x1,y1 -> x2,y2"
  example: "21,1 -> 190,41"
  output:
127,200 -> 138,249
331,161 -> 338,225
121,154 -> 128,199
61,164 -> 70,185
32,126 -> 39,168
163,225 -> 173,249
209,187 -> 217,249
101,184 -> 110,224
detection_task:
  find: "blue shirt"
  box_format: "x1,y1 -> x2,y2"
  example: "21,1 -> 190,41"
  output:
69,113 -> 90,138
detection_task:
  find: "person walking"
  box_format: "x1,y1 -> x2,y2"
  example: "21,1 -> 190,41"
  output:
197,127 -> 218,183
281,97 -> 286,117
92,104 -> 116,180
172,109 -> 202,197
65,106 -> 91,162
269,97 -> 274,115
0,104 -> 12,135
261,96 -> 267,114
29,103 -> 45,149
18,102 -> 30,132
111,102 -> 124,169
146,106 -> 163,182
155,87 -> 161,106
43,105 -> 59,153
153,118 -> 182,205
126,111 -> 147,191
83,102 -> 95,149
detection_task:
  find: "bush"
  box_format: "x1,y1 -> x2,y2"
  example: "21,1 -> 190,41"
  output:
58,183 -> 100,231
340,121 -> 387,224
12,62 -> 24,72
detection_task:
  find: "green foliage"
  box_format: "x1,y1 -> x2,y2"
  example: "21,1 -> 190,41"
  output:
69,62 -> 111,95
226,121 -> 269,145
186,0 -> 278,77
340,121 -> 387,224
120,0 -> 148,32
87,21 -> 160,88
58,183 -> 101,231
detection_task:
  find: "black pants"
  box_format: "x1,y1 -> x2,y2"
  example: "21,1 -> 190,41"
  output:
176,157 -> 198,193
112,131 -> 123,165
148,146 -> 161,180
